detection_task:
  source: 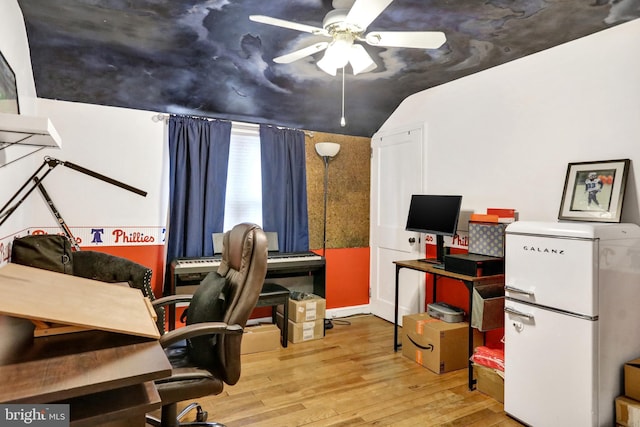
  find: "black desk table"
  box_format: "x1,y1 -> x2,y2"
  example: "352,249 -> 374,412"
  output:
393,259 -> 504,390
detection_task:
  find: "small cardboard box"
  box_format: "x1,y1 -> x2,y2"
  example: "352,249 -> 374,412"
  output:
401,313 -> 483,374
473,364 -> 504,403
615,396 -> 640,427
276,312 -> 324,343
278,296 -> 326,322
471,282 -> 505,331
624,358 -> 640,401
241,324 -> 281,354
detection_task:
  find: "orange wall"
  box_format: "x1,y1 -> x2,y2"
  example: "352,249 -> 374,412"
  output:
317,246 -> 370,309
88,245 -> 371,310
424,244 -> 504,349
95,244 -> 371,327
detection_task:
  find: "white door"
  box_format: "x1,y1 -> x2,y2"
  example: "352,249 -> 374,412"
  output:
370,125 -> 424,324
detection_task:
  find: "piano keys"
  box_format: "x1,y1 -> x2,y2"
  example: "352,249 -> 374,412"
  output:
167,251 -> 326,328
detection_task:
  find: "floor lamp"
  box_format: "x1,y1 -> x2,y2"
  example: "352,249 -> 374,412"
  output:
315,142 -> 341,257
315,142 -> 340,330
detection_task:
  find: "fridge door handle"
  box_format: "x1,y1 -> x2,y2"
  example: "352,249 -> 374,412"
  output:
505,285 -> 535,297
504,306 -> 534,320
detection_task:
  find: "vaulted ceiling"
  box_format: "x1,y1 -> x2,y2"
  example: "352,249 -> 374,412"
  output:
16,0 -> 640,137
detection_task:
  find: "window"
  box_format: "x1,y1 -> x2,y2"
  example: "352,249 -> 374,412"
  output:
223,125 -> 262,231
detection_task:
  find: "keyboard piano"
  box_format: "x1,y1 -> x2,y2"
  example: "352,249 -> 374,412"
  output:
168,251 -> 326,327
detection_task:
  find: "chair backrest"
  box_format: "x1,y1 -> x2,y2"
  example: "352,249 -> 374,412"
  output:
213,230 -> 277,254
214,223 -> 268,384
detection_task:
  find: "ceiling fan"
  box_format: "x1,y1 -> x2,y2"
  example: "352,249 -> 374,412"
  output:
249,0 -> 446,76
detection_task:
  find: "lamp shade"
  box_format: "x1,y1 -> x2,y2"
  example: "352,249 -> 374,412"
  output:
315,142 -> 341,158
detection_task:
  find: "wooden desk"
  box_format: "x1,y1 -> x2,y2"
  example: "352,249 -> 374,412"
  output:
0,329 -> 171,426
0,263 -> 172,426
393,259 -> 504,390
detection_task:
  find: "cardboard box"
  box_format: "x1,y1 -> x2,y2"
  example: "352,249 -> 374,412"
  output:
471,282 -> 505,331
277,296 -> 326,322
625,358 -> 640,401
615,396 -> 640,427
276,312 -> 324,343
473,364 -> 504,403
241,324 -> 281,354
401,313 -> 483,374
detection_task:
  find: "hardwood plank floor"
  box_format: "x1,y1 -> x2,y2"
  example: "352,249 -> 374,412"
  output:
169,315 -> 524,426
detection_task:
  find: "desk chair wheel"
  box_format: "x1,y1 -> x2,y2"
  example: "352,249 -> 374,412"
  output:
147,402 -> 225,426
177,403 -> 208,422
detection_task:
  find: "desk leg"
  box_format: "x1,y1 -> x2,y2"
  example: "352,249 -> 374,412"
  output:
465,280 -> 476,391
394,265 -> 401,352
432,274 -> 437,303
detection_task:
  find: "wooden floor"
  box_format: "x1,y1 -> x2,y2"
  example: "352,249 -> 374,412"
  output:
170,315 -> 524,426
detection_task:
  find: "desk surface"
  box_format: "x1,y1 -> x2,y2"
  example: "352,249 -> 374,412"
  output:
0,263 -> 160,339
393,259 -> 504,283
0,330 -> 171,404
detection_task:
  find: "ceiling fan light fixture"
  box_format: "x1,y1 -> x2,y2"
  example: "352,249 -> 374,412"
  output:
317,32 -> 353,75
349,44 -> 376,75
317,55 -> 338,76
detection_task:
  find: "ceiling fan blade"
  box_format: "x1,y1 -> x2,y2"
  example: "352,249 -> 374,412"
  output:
249,15 -> 328,36
345,0 -> 394,31
365,31 -> 446,49
349,44 -> 377,75
273,42 -> 329,64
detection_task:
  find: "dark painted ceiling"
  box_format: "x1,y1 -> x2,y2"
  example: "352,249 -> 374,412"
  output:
16,0 -> 640,137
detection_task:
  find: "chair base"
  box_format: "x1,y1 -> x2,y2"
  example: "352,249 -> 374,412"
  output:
146,402 -> 226,427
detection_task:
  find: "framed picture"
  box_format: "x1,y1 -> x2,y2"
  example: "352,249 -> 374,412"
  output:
0,51 -> 19,114
558,159 -> 630,223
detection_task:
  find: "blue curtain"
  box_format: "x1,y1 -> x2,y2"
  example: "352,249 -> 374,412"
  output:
166,116 -> 231,267
260,125 -> 309,252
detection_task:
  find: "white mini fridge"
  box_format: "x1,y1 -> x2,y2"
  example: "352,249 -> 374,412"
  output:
504,221 -> 640,427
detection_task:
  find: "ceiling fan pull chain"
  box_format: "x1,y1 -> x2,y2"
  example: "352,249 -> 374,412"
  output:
340,67 -> 346,127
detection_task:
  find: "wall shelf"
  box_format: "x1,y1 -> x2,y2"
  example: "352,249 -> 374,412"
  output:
0,112 -> 61,168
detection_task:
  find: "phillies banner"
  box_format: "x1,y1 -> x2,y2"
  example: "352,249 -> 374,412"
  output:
1,226 -> 166,263
29,226 -> 166,246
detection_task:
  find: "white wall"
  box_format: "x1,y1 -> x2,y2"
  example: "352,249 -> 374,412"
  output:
34,99 -> 168,229
377,19 -> 640,224
0,1 -> 40,242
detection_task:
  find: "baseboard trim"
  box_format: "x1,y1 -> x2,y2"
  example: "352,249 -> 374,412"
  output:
326,304 -> 371,320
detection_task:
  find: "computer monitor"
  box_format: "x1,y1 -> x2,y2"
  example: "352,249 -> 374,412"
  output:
405,194 -> 462,264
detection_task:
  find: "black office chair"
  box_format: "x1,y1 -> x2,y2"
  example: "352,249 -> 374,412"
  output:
214,231 -> 290,347
147,223 -> 268,427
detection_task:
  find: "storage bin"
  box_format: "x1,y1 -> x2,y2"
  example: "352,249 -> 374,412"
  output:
469,221 -> 507,257
471,282 -> 505,331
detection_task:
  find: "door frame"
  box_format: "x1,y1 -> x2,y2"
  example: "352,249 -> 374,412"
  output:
369,122 -> 426,323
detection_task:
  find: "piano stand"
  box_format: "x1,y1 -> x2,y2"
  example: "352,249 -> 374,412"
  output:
256,283 -> 290,348
168,252 -> 326,331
